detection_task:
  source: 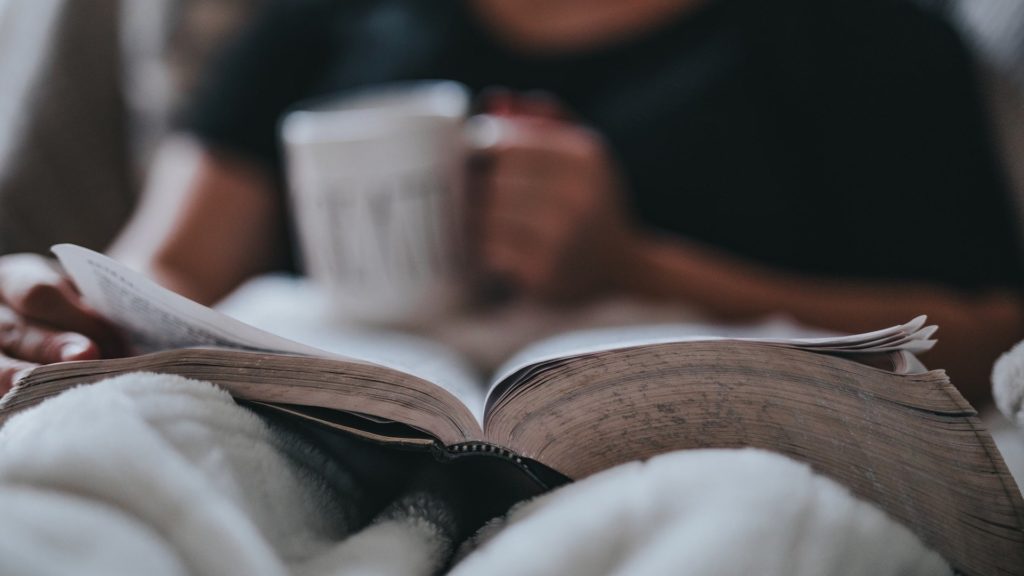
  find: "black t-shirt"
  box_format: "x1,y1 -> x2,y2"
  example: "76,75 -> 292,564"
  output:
184,0 -> 1024,290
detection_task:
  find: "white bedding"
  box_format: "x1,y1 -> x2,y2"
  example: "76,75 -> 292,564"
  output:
0,373 -> 951,576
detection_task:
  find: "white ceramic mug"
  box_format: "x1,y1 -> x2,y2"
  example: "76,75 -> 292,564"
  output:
282,81 -> 472,326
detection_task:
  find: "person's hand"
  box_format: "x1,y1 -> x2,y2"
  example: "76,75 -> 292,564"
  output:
0,254 -> 123,394
468,93 -> 640,302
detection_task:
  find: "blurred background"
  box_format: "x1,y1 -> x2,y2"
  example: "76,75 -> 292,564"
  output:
0,0 -> 1020,258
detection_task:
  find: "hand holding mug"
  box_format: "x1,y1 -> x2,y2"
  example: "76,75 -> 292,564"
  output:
469,93 -> 639,302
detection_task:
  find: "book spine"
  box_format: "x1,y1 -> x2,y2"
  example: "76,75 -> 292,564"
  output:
433,442 -> 569,490
448,442 -> 527,465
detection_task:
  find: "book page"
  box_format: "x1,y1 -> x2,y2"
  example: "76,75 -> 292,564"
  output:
52,245 -> 486,421
489,316 -> 936,394
54,245 -> 333,356
216,274 -> 486,422
302,329 -> 486,423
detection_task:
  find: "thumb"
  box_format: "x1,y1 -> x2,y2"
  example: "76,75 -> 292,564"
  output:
54,333 -> 103,361
4,324 -> 101,365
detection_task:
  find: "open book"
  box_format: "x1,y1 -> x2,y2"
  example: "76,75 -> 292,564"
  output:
1,244 -> 1023,575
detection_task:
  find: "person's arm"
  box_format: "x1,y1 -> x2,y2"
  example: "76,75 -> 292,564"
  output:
616,232 -> 1024,404
110,138 -> 287,305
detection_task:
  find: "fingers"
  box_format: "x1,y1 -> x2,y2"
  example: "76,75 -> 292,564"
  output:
480,212 -> 563,292
0,305 -> 102,395
0,306 -> 101,364
478,158 -> 577,288
0,254 -> 124,356
467,113 -> 621,298
472,131 -> 559,291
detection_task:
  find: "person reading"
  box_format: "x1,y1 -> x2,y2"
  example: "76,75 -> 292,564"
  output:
0,0 -> 1021,405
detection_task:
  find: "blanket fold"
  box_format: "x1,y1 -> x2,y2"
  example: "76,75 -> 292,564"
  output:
0,372 -> 951,576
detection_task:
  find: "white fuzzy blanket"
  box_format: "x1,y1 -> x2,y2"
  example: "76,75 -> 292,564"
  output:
0,374 -> 951,576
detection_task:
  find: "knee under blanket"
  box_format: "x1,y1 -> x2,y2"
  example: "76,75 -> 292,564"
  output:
0,373 -> 950,575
